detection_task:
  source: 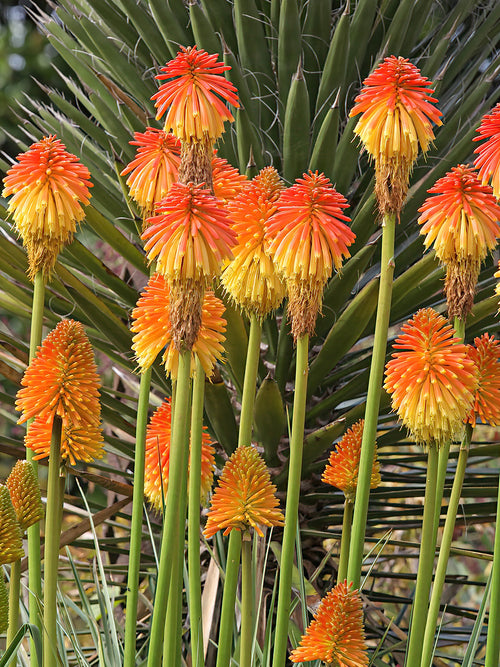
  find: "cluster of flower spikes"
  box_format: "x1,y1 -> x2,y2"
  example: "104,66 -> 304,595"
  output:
16,320 -> 103,465
2,135 -> 92,281
323,419 -> 381,504
418,164 -> 500,320
143,398 -> 215,512
350,55 -> 442,218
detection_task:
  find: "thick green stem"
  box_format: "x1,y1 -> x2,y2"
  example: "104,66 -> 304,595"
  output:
7,558 -> 21,664
421,426 -> 472,667
147,349 -> 191,667
240,536 -> 253,667
432,441 -> 451,545
272,334 -> 309,667
239,315 -> 262,448
405,446 -> 439,667
216,531 -> 242,667
486,462 -> 500,667
337,501 -> 353,584
124,366 -> 152,667
188,356 -> 205,667
42,415 -> 63,667
347,213 -> 395,588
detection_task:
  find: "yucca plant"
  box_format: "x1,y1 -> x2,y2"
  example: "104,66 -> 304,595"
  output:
0,0 -> 499,665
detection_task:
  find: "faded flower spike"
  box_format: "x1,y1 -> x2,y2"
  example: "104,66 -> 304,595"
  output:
350,56 -> 442,217
384,309 -> 477,447
418,165 -> 500,319
467,334 -> 500,427
290,580 -> 369,666
131,273 -> 226,377
222,167 -> 286,319
266,171 -> 354,339
204,445 -> 284,539
2,135 -> 92,280
144,399 -> 215,512
121,128 -> 180,226
0,485 -> 24,566
6,460 -> 44,531
473,103 -> 500,198
322,420 -> 381,503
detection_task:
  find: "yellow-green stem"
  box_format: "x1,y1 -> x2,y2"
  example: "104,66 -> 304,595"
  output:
421,425 -> 472,667
7,558 -> 21,664
43,415 -> 63,667
432,441 -> 450,546
216,531 -> 242,667
188,356 -> 205,667
485,462 -> 500,667
405,446 -> 438,667
147,349 -> 192,667
124,366 -> 152,667
239,315 -> 262,448
337,501 -> 353,584
347,213 -> 395,588
240,536 -> 253,667
27,270 -> 45,666
272,333 -> 309,667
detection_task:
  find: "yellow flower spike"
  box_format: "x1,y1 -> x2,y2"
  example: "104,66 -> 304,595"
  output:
384,308 -> 478,447
6,460 -> 44,532
0,485 -> 24,566
204,445 -> 284,539
322,420 -> 381,504
2,135 -> 92,280
290,580 -> 369,666
144,399 -> 215,512
222,166 -> 286,319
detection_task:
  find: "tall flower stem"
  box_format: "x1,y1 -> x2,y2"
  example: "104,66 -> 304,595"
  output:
240,535 -> 254,667
42,415 -> 63,667
347,212 -> 396,588
337,501 -> 354,584
486,462 -> 500,667
272,333 -> 309,667
421,425 -> 472,667
188,356 -> 206,667
433,441 -> 451,543
124,366 -> 152,667
405,446 -> 438,667
147,349 -> 191,667
216,315 -> 262,667
27,270 -> 45,665
7,559 -> 21,662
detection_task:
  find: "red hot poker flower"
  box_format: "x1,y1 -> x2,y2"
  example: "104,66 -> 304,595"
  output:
473,103 -> 500,198
467,334 -> 500,427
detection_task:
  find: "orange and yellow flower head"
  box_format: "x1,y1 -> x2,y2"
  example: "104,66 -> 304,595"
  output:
384,309 -> 477,447
144,399 -> 215,511
120,128 -> 180,226
131,273 -> 226,378
204,445 -> 284,539
0,485 -> 24,566
16,319 -> 103,464
467,334 -> 500,427
222,167 -> 286,318
266,171 -> 354,339
212,153 -> 248,203
6,460 -> 44,531
290,580 -> 369,666
2,135 -> 92,280
474,103 -> 500,198
350,56 -> 442,217
418,165 -> 500,319
322,420 -> 381,503
496,260 -> 500,310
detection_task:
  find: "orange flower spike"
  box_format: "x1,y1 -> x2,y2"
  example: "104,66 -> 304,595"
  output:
496,260 -> 500,309
222,166 -> 286,318
323,420 -> 381,503
473,103 -> 500,198
212,153 -> 248,203
16,319 -> 101,427
2,135 -> 92,279
0,485 -> 24,566
204,445 -> 284,539
266,171 -> 354,339
6,460 -> 44,531
144,399 -> 215,512
26,414 -> 104,465
467,334 -> 500,427
350,56 -> 442,216
384,309 -> 478,447
152,46 -> 239,144
290,580 -> 369,666
121,128 -> 180,225
418,165 -> 500,319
